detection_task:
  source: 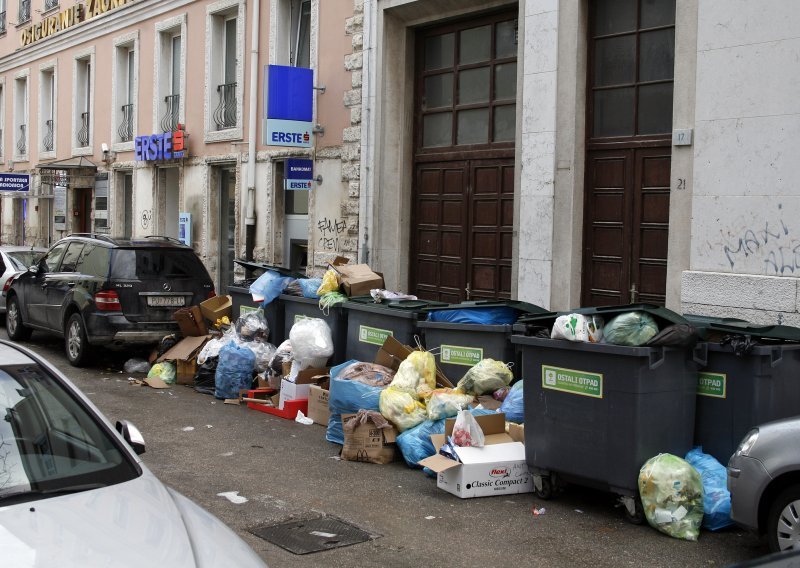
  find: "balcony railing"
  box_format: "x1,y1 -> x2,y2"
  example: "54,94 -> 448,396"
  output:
18,0 -> 30,22
213,82 -> 236,130
0,11 -> 7,34
77,111 -> 89,147
16,124 -> 25,155
43,119 -> 53,151
160,94 -> 179,133
118,103 -> 134,142
43,0 -> 58,10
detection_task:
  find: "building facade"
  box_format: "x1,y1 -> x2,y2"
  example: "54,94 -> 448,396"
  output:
2,0 -> 799,324
0,0 -> 358,292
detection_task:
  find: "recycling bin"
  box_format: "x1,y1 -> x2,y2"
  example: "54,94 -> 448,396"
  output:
418,301 -> 547,384
281,294 -> 348,365
342,297 -> 447,362
685,317 -> 800,463
511,304 -> 701,520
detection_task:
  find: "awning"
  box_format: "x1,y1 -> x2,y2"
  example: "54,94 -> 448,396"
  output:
36,157 -> 98,170
36,157 -> 98,188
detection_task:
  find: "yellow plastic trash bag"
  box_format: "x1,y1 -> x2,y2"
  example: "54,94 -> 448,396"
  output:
317,269 -> 340,296
639,453 -> 704,541
426,389 -> 475,420
390,350 -> 436,396
379,386 -> 427,432
456,359 -> 513,395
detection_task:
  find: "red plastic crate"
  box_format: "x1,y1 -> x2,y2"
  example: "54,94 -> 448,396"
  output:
245,389 -> 308,420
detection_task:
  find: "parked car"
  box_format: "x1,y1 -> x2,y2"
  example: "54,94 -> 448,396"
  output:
0,339 -> 266,567
0,245 -> 47,315
728,418 -> 800,552
5,234 -> 215,366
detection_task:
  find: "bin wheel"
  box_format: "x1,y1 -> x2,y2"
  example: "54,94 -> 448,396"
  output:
623,498 -> 645,525
534,476 -> 553,500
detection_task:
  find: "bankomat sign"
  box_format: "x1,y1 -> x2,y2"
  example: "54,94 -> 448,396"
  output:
285,158 -> 314,190
265,65 -> 313,149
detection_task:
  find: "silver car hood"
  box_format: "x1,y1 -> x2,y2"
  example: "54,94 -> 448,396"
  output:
0,470 -> 265,568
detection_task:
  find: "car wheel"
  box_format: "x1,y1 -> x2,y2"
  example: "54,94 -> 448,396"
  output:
65,313 -> 89,367
6,296 -> 32,341
768,485 -> 800,552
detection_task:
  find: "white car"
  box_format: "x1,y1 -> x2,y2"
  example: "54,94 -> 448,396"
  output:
0,340 -> 266,568
0,246 -> 46,315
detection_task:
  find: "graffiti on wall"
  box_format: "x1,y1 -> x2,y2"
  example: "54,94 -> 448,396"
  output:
141,209 -> 152,230
316,216 -> 347,252
721,207 -> 800,275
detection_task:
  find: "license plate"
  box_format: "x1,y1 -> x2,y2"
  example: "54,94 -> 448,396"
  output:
147,296 -> 185,307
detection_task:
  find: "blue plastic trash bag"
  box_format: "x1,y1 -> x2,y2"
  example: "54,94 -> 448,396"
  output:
685,446 -> 733,531
326,359 -> 387,444
427,306 -> 517,325
298,278 -> 323,299
214,342 -> 256,399
249,270 -> 294,306
499,383 -> 524,423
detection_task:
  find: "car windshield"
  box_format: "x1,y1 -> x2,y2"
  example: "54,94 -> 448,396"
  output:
0,361 -> 139,504
6,251 -> 41,271
111,249 -> 209,280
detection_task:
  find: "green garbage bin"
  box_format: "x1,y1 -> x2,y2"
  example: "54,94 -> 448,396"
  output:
418,301 -> 548,384
281,294 -> 348,365
686,317 -> 800,464
342,297 -> 447,362
511,304 -> 701,520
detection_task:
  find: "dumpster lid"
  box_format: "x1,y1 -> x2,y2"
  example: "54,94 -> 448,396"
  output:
234,260 -> 304,279
518,303 -> 687,326
347,295 -> 449,310
683,314 -> 749,340
421,300 -> 547,315
699,321 -> 800,342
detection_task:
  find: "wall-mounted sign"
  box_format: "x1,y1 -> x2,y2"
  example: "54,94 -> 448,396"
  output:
284,158 -> 313,190
0,173 -> 30,193
135,125 -> 186,161
178,212 -> 191,246
265,65 -> 313,148
54,184 -> 67,230
20,0 -> 132,48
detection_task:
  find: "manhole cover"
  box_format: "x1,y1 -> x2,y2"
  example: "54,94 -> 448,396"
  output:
249,517 -> 376,555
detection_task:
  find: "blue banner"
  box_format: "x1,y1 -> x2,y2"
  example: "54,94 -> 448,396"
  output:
267,65 -> 313,121
0,173 -> 30,192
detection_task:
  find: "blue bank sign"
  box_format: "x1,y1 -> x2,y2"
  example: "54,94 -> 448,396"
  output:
265,65 -> 313,148
285,158 -> 313,190
0,173 -> 31,193
135,125 -> 186,161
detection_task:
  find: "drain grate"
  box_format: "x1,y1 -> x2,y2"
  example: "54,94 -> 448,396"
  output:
249,517 -> 376,555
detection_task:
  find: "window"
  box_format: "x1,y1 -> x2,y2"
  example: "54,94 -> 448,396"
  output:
40,66 -> 55,154
112,37 -> 138,145
0,0 -> 7,35
74,244 -> 110,278
156,17 -> 185,134
291,0 -> 310,68
74,53 -> 93,151
205,0 -> 243,140
59,242 -> 85,273
42,243 -> 67,272
589,0 -> 675,138
94,174 -> 109,232
17,0 -> 29,24
13,73 -> 28,159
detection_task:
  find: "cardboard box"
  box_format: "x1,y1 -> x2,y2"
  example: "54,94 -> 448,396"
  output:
200,295 -> 232,322
330,256 -> 384,297
375,335 -> 453,388
174,305 -> 208,337
278,367 -> 330,410
341,412 -> 397,464
157,334 -> 212,385
418,413 -> 533,499
307,384 -> 330,425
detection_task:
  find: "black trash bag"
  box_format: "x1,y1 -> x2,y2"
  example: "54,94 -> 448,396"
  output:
157,334 -> 180,357
721,334 -> 758,356
194,356 -> 219,395
235,311 -> 270,342
646,324 -> 699,347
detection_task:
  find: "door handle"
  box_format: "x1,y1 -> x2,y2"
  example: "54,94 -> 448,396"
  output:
629,283 -> 638,303
67,282 -> 76,287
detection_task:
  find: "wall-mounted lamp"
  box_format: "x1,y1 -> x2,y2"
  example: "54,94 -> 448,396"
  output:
101,143 -> 116,164
7,160 -> 14,172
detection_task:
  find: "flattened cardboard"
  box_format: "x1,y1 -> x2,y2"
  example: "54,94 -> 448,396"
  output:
157,335 -> 212,363
307,384 -> 330,425
143,376 -> 170,389
375,336 -> 454,388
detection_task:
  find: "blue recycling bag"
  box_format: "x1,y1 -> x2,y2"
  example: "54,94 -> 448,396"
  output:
499,383 -> 524,423
325,360 -> 385,445
427,307 -> 518,325
249,270 -> 294,306
214,342 -> 255,399
685,446 -> 733,531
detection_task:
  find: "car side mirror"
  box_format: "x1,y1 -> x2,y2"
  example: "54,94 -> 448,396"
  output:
116,420 -> 146,455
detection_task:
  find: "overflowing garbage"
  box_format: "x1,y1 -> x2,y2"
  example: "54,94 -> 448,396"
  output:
142,270 -> 772,543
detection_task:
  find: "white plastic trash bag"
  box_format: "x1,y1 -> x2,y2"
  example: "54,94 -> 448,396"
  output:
551,314 -> 604,343
289,317 -> 333,368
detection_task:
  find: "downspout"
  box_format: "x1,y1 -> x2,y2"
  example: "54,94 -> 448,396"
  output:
358,0 -> 375,264
245,0 -> 260,260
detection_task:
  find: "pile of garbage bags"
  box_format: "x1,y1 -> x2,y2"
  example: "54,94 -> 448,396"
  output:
545,310 -> 698,348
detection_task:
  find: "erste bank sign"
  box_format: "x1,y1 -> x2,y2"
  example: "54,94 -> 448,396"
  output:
265,65 -> 314,149
135,125 -> 187,162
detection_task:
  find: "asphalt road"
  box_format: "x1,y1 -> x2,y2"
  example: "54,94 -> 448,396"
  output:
1,327 -> 769,568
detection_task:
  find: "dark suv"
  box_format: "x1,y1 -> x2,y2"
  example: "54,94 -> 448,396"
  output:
5,234 -> 215,366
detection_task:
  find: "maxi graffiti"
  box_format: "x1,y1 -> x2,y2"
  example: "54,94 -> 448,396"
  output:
317,216 -> 347,252
721,212 -> 800,275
